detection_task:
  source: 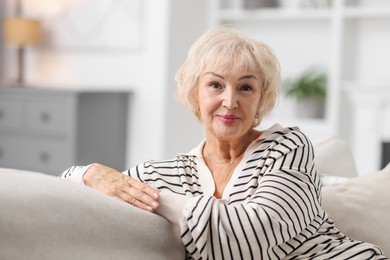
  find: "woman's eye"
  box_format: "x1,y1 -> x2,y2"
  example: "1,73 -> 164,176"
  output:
209,82 -> 222,90
240,85 -> 253,92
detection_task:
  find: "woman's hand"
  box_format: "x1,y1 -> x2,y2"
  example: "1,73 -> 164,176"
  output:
82,163 -> 160,212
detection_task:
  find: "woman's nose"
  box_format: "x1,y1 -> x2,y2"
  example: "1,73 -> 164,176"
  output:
222,87 -> 238,109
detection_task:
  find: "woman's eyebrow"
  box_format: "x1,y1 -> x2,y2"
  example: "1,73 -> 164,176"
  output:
204,72 -> 224,79
239,75 -> 257,80
204,72 -> 257,81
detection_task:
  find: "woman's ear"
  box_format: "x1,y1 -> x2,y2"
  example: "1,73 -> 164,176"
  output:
256,95 -> 263,117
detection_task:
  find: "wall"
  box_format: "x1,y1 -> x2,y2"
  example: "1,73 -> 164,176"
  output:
0,1 -> 8,80
163,0 -> 210,157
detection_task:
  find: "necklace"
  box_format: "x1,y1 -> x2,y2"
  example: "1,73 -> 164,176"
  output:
204,145 -> 236,164
204,143 -> 249,165
204,132 -> 254,165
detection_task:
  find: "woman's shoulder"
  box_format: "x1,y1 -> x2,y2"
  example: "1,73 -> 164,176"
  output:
254,123 -> 313,152
260,124 -> 310,142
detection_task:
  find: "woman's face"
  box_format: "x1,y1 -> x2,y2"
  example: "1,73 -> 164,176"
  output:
198,68 -> 262,141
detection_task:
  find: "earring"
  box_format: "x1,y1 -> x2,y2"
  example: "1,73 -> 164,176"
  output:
253,114 -> 260,126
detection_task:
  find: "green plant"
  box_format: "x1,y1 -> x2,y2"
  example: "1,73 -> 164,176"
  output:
283,68 -> 327,101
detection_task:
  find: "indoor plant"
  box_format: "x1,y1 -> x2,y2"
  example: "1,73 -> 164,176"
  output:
283,67 -> 327,118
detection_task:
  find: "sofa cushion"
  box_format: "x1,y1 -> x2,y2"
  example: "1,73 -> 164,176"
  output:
322,164 -> 390,256
0,168 -> 185,260
314,136 -> 359,178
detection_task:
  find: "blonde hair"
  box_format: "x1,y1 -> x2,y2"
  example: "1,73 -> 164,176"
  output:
175,26 -> 281,126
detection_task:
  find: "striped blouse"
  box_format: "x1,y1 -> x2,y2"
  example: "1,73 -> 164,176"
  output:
61,124 -> 387,260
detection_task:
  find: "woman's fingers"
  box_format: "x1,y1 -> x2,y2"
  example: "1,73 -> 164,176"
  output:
83,163 -> 160,212
117,189 -> 158,212
103,175 -> 160,211
126,176 -> 160,200
117,176 -> 160,211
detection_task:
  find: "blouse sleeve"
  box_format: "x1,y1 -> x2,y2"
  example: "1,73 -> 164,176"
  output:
59,164 -> 138,183
59,164 -> 95,183
175,130 -> 323,259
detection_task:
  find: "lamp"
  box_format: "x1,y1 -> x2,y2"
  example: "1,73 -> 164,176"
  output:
3,16 -> 42,85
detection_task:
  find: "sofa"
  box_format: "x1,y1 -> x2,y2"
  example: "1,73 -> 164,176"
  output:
0,137 -> 389,259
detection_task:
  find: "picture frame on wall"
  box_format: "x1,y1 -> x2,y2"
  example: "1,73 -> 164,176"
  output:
22,0 -> 143,51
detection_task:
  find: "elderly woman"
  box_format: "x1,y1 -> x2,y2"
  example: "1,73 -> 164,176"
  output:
61,26 -> 387,259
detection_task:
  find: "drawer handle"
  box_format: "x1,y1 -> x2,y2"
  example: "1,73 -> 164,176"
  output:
0,109 -> 3,120
39,152 -> 50,163
40,112 -> 51,123
0,147 -> 3,159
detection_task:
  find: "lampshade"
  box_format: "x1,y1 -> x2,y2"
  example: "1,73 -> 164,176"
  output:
3,17 -> 42,47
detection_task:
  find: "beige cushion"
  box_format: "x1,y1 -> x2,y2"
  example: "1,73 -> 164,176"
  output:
322,164 -> 390,256
315,136 -> 358,178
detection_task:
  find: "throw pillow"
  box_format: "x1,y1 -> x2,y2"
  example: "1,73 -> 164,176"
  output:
315,137 -> 358,178
322,164 -> 390,256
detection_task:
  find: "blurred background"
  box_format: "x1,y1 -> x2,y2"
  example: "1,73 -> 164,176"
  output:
0,0 -> 389,176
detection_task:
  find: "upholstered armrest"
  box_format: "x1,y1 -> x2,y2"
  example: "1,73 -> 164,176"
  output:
0,168 -> 185,260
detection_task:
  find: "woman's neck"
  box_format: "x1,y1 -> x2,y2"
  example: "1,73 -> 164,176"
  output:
204,129 -> 261,164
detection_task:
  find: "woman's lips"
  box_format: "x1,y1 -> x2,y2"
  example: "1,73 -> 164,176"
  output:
217,114 -> 240,124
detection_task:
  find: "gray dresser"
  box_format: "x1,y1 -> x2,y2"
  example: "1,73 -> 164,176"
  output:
0,87 -> 130,175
